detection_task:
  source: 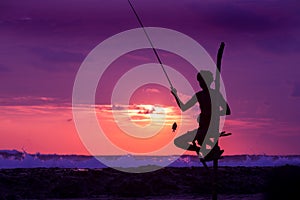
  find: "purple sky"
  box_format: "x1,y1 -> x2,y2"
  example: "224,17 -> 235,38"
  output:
1,0 -> 300,155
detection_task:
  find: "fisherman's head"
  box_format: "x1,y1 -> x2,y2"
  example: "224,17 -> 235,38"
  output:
197,70 -> 213,90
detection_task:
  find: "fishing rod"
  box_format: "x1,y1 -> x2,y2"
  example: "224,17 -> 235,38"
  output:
127,0 -> 174,89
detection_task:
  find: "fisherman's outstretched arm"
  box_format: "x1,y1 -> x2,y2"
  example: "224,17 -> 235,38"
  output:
171,87 -> 197,111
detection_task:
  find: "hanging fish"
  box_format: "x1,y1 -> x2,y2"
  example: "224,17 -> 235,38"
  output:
172,122 -> 177,132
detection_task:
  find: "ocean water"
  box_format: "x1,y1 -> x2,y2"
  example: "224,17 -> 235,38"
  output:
0,149 -> 299,169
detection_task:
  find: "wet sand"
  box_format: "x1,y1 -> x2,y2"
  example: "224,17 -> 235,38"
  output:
0,166 -> 299,200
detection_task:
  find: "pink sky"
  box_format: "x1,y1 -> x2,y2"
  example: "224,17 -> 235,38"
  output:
0,0 -> 300,155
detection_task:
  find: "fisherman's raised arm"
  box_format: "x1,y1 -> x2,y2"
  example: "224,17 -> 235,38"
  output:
219,92 -> 231,116
171,87 -> 197,112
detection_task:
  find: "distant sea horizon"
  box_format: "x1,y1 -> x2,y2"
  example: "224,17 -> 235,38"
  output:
1,149 -> 300,156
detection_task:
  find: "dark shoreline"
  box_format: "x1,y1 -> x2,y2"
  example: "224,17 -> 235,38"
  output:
0,166 -> 299,200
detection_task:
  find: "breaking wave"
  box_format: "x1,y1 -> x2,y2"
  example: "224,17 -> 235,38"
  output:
1,150 -> 299,169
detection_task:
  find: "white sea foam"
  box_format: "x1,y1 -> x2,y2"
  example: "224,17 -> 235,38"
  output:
0,150 -> 299,169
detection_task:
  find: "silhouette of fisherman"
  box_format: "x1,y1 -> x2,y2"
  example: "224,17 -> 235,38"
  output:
171,70 -> 231,156
172,122 -> 177,132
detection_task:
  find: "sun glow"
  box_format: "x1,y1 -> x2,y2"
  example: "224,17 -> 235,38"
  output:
95,103 -> 182,153
127,104 -> 178,127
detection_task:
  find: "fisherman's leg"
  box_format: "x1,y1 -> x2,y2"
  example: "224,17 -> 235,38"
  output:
193,128 -> 207,147
174,129 -> 199,152
195,128 -> 224,160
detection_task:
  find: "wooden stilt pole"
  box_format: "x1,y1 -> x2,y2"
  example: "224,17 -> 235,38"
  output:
212,144 -> 219,200
211,42 -> 225,200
